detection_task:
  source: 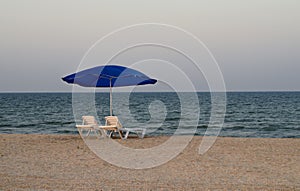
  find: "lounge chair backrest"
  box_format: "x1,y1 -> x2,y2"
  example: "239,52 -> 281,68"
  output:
82,116 -> 98,126
105,116 -> 122,129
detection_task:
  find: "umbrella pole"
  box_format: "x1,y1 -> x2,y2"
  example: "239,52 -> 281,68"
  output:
110,79 -> 112,116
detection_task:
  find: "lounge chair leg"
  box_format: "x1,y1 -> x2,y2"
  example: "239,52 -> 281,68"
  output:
120,130 -> 129,140
107,131 -> 113,138
125,131 -> 130,139
119,131 -> 124,139
140,129 -> 146,138
78,129 -> 83,137
86,129 -> 91,137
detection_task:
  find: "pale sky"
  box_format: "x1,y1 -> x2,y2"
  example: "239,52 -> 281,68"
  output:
0,0 -> 299,92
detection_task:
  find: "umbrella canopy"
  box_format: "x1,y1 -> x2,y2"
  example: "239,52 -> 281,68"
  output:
62,65 -> 157,115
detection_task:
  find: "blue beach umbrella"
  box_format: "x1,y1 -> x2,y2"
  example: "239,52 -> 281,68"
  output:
62,65 -> 157,116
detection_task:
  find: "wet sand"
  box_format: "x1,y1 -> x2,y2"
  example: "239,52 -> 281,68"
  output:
0,134 -> 299,190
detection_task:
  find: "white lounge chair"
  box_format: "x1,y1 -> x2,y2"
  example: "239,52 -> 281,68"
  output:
101,116 -> 146,139
76,116 -> 105,138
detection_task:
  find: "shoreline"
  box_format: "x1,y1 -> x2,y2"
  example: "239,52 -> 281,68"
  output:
1,133 -> 299,139
1,134 -> 299,190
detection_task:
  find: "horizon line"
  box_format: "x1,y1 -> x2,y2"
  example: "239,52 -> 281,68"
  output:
0,90 -> 300,93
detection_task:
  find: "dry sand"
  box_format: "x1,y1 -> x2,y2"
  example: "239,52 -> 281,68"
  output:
0,134 -> 299,190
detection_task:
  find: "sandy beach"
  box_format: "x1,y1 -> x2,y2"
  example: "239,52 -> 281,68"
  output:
0,134 -> 299,190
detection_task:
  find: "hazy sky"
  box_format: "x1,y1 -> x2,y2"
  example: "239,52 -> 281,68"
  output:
0,0 -> 299,92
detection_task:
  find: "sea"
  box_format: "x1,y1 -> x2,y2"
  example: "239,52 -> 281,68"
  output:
0,92 -> 299,138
